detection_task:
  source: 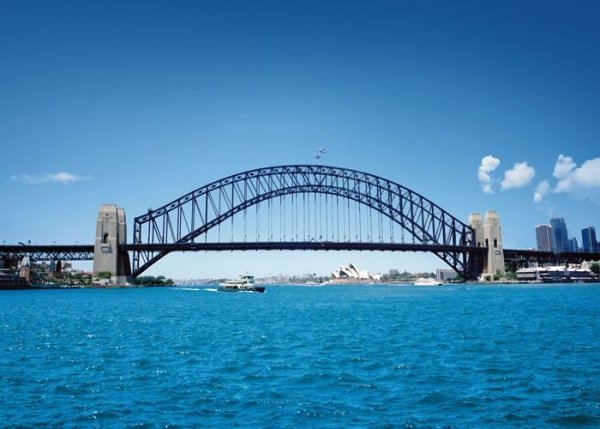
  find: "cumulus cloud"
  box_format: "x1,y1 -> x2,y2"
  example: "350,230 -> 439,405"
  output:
476,153 -> 600,202
553,155 -> 600,195
533,180 -> 550,203
553,154 -> 576,180
500,161 -> 535,190
10,172 -> 90,185
477,155 -> 500,194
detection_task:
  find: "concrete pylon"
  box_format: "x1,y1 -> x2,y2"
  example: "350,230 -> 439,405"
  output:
93,204 -> 131,284
469,211 -> 505,279
468,213 -> 483,247
19,255 -> 31,281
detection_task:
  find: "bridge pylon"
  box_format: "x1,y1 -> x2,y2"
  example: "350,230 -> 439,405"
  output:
93,204 -> 131,284
468,211 -> 505,279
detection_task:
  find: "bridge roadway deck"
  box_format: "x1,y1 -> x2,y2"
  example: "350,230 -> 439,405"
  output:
1,244 -> 598,263
0,242 -> 483,263
125,241 -> 486,253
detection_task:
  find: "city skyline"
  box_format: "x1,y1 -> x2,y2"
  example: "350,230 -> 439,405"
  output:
1,1 -> 599,278
536,217 -> 599,253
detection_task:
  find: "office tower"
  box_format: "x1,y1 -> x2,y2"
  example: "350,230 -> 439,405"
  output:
569,237 -> 578,252
550,217 -> 569,253
581,226 -> 598,253
536,224 -> 554,251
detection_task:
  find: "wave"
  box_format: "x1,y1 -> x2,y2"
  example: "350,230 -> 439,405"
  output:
173,287 -> 218,292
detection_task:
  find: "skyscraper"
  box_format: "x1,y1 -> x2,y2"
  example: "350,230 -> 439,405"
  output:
536,224 -> 554,251
581,227 -> 598,253
569,237 -> 579,252
550,217 -> 569,253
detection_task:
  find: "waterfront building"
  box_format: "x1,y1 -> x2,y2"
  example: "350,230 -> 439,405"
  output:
330,263 -> 381,281
581,227 -> 598,253
535,224 -> 554,251
436,269 -> 456,282
550,217 -> 570,253
516,263 -> 596,283
388,269 -> 400,278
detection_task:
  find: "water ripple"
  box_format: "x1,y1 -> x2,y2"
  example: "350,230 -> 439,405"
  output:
1,284 -> 600,427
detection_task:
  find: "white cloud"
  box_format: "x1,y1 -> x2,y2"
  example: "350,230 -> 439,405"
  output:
481,182 -> 493,194
533,180 -> 550,203
554,156 -> 600,196
10,172 -> 90,185
500,161 -> 535,190
553,154 -> 576,180
477,155 -> 500,194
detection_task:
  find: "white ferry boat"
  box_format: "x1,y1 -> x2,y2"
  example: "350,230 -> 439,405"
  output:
516,264 -> 597,283
218,275 -> 265,293
414,278 -> 443,286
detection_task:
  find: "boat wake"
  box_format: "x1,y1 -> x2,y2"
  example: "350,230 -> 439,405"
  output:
174,286 -> 265,293
174,287 -> 219,292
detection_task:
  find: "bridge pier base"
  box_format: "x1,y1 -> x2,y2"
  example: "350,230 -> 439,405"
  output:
93,204 -> 131,284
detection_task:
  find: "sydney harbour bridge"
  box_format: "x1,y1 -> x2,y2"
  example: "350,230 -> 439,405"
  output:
1,165 -> 598,281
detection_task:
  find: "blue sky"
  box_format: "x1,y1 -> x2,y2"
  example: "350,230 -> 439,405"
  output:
1,1 -> 599,278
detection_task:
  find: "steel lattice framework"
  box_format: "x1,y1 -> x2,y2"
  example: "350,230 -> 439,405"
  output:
503,249 -> 600,272
0,245 -> 94,265
132,165 -> 482,278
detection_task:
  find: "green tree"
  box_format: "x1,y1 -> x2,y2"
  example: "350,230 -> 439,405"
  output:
590,263 -> 600,276
452,274 -> 465,283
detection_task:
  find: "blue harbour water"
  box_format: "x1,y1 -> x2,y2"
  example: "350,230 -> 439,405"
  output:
2,284 -> 600,427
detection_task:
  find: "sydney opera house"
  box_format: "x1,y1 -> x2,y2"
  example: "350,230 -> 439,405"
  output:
330,263 -> 381,283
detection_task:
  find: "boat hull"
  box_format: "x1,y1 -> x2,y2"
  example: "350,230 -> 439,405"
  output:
217,286 -> 265,293
414,280 -> 443,286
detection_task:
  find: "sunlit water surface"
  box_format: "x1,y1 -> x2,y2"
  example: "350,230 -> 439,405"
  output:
1,284 -> 600,427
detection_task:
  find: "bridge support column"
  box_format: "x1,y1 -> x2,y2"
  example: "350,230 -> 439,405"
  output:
93,204 -> 131,284
19,255 -> 31,281
469,211 -> 505,280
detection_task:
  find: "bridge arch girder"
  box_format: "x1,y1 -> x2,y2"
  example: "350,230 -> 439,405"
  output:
132,165 -> 478,279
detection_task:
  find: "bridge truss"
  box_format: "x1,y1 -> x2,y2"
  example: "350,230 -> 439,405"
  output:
0,245 -> 94,267
132,165 -> 482,279
503,249 -> 600,271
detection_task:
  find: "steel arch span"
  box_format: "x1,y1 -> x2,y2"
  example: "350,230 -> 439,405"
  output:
131,165 -> 482,279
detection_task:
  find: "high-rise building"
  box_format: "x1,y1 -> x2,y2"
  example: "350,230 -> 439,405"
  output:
536,224 -> 554,251
550,217 -> 569,253
581,227 -> 598,253
569,237 -> 579,252
436,269 -> 457,282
